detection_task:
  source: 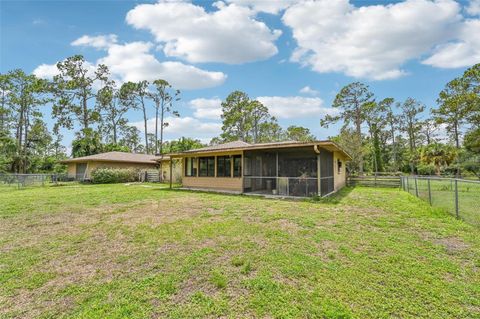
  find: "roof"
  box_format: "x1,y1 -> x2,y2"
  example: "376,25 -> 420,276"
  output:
59,151 -> 170,164
169,140 -> 352,160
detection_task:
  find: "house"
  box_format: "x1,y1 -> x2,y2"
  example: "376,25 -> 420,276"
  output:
168,140 -> 351,197
60,151 -> 180,182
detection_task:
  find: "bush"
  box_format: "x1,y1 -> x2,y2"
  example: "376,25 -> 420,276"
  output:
91,168 -> 139,184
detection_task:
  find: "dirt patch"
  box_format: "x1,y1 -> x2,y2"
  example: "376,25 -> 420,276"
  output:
433,237 -> 470,254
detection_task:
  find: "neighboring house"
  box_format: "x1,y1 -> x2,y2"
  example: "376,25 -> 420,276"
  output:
60,151 -> 179,182
168,140 -> 351,197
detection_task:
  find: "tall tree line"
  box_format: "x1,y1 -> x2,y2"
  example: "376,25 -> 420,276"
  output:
325,63 -> 480,178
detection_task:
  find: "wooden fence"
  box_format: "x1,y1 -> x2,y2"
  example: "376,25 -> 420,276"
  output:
347,175 -> 401,188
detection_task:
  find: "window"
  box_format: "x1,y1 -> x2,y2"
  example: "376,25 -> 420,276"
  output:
233,155 -> 242,177
337,159 -> 342,174
185,157 -> 197,177
217,156 -> 232,177
199,157 -> 215,177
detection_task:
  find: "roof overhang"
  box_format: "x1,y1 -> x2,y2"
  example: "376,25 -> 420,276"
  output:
168,141 -> 352,161
59,158 -> 160,165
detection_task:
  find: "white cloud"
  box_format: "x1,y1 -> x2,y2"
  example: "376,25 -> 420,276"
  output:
225,0 -> 295,14
71,34 -> 118,49
422,19 -> 480,68
189,98 -> 223,120
131,116 -> 222,141
98,41 -> 226,89
466,0 -> 480,16
256,96 -> 338,119
35,35 -> 227,90
33,63 -> 60,79
282,0 -> 462,80
126,1 -> 281,64
299,86 -> 319,96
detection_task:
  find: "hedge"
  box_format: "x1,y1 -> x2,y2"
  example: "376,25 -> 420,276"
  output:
91,168 -> 139,184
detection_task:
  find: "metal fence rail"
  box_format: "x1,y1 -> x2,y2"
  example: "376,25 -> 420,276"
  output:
401,176 -> 480,226
348,175 -> 401,188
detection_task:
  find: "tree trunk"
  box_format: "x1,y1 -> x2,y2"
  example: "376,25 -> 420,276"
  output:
82,93 -> 88,132
155,100 -> 159,155
355,117 -> 363,175
142,103 -> 148,154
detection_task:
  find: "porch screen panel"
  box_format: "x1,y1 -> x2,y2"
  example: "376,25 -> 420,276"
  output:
320,150 -> 334,196
199,157 -> 215,177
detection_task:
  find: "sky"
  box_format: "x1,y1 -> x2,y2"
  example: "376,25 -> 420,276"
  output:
1,0 -> 479,149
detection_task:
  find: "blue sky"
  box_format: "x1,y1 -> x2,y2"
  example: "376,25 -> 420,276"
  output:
1,0 -> 479,148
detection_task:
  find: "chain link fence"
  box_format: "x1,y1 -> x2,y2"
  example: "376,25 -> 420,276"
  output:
401,176 -> 480,226
0,173 -> 71,188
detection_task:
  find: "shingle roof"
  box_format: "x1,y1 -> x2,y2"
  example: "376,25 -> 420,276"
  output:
171,140 -> 352,160
60,151 -> 169,164
182,140 -> 252,153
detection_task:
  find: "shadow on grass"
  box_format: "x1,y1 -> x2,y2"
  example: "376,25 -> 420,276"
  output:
157,184 -> 356,205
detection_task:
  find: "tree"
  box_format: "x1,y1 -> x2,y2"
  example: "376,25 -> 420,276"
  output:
121,81 -> 151,154
0,73 -> 13,133
71,128 -> 103,158
220,91 -> 252,142
285,125 -> 315,142
7,70 -> 50,173
258,120 -> 284,142
418,143 -> 457,176
331,128 -> 367,174
398,97 -> 425,173
462,63 -> 480,126
434,78 -> 470,149
364,99 -> 391,172
149,79 -> 180,155
120,126 -> 143,153
51,55 -> 109,135
249,100 -> 271,143
420,119 -> 438,145
164,137 -> 205,153
321,82 -> 374,174
97,82 -> 132,144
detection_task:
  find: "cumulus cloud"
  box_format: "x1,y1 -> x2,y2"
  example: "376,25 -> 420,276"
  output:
126,1 -> 281,64
189,98 -> 223,120
422,19 -> 480,68
71,34 -> 118,49
131,116 -> 222,141
35,35 -> 226,90
225,0 -> 295,14
466,0 -> 480,16
282,0 -> 463,80
299,86 -> 319,96
256,96 -> 338,119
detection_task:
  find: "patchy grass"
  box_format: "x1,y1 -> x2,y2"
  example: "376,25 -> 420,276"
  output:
0,183 -> 479,318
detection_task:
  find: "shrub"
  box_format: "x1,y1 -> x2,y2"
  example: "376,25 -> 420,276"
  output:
91,168 -> 139,184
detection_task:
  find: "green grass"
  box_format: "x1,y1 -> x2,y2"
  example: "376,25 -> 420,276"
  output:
1,183 -> 479,318
405,178 -> 480,226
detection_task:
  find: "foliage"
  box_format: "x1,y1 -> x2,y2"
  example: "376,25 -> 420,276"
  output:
90,167 -> 139,184
51,55 -> 108,134
149,79 -> 180,155
71,128 -> 103,158
163,137 -> 205,153
321,82 -> 374,174
418,143 -> 457,176
285,125 -> 315,142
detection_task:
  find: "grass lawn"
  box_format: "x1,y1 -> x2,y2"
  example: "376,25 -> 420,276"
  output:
405,178 -> 480,226
0,184 -> 479,318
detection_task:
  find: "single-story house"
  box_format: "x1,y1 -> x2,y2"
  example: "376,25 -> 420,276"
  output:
60,151 -> 180,182
168,140 -> 351,197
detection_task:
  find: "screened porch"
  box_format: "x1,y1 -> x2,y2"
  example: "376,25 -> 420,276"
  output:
242,147 -> 335,197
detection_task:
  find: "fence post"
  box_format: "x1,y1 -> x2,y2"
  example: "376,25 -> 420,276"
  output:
454,179 -> 459,219
406,177 -> 409,193
428,178 -> 432,205
415,177 -> 418,197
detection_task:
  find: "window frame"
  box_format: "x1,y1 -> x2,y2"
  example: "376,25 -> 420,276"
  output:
233,155 -> 242,177
216,156 -> 232,177
199,156 -> 215,177
184,157 -> 197,177
337,159 -> 342,174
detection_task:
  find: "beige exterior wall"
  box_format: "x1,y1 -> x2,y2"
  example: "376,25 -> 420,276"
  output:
333,151 -> 347,191
67,161 -> 157,179
182,177 -> 243,191
180,151 -> 243,192
67,163 -> 76,178
158,160 -> 182,183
